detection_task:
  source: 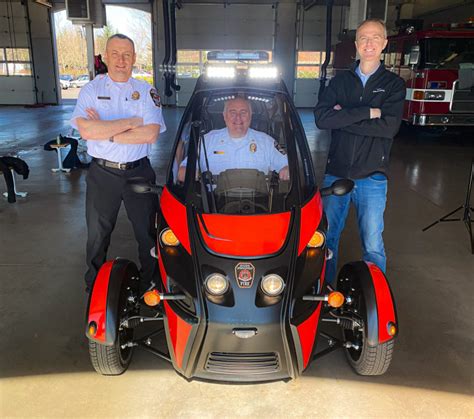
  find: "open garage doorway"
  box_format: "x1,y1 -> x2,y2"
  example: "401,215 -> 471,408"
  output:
52,5 -> 153,102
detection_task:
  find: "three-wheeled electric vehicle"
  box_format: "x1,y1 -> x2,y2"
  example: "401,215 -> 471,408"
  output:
85,51 -> 398,382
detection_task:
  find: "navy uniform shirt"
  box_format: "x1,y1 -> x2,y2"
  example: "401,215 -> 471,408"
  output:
71,74 -> 166,163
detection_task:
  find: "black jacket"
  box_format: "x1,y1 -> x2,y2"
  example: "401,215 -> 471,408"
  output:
314,61 -> 406,179
0,156 -> 30,203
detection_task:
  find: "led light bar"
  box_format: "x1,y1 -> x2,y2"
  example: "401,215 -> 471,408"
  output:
206,66 -> 236,79
248,66 -> 278,79
207,50 -> 269,62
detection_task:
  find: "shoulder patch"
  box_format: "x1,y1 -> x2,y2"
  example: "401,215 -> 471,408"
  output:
150,88 -> 161,107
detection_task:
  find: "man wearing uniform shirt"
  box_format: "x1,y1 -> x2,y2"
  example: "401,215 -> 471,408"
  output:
71,34 -> 166,293
178,97 -> 289,181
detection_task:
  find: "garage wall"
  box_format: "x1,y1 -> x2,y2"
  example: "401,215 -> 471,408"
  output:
176,4 -> 274,50
0,1 -> 35,105
28,0 -> 59,104
294,4 -> 347,108
0,0 -> 58,105
299,4 -> 346,52
155,1 -> 277,106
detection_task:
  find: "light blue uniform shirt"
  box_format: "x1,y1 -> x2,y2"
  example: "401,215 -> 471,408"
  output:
70,74 -> 166,163
182,127 -> 287,175
355,63 -> 380,87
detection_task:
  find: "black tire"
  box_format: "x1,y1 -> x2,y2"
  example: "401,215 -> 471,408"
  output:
88,337 -> 133,375
344,330 -> 394,376
337,263 -> 395,376
87,260 -> 140,375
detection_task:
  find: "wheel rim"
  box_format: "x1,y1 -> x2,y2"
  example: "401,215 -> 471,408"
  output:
117,286 -> 139,365
339,280 -> 366,363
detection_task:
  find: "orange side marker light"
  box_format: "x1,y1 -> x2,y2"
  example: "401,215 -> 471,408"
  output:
327,291 -> 345,308
387,322 -> 397,337
144,289 -> 161,306
88,321 -> 97,337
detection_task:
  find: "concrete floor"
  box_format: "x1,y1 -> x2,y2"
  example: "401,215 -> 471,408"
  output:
0,104 -> 473,418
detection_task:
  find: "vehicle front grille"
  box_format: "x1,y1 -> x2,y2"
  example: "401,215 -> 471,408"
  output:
205,352 -> 280,375
451,88 -> 474,113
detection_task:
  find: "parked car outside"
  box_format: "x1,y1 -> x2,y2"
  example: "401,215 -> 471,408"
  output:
59,74 -> 73,90
71,75 -> 90,88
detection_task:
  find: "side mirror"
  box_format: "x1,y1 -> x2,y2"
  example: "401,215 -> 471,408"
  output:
320,178 -> 354,197
409,45 -> 420,66
128,178 -> 163,196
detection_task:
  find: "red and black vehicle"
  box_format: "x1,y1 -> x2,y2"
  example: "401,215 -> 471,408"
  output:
85,52 -> 398,382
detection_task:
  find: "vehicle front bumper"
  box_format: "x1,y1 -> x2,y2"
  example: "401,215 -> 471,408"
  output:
412,113 -> 474,126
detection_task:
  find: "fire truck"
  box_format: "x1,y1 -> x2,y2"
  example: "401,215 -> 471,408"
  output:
334,22 -> 474,127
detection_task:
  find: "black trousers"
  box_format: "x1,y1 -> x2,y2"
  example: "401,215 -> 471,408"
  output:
85,158 -> 158,290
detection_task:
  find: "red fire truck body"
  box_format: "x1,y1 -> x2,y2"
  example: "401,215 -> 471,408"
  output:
334,25 -> 474,127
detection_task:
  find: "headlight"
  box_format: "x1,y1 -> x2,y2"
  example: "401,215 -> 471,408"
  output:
248,66 -> 278,79
261,274 -> 285,297
307,230 -> 325,248
160,228 -> 180,247
205,273 -> 229,296
206,66 -> 236,79
424,91 -> 445,100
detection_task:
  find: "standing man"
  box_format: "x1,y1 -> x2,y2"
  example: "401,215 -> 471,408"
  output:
71,34 -> 166,293
314,19 -> 405,286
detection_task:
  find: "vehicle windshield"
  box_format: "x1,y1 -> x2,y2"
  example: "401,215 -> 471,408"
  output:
168,89 -> 315,214
422,37 -> 474,69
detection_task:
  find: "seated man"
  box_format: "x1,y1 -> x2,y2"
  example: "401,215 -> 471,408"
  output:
178,97 -> 289,182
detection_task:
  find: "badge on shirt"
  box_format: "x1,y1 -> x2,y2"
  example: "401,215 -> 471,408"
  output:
131,91 -> 140,100
97,96 -> 111,100
150,88 -> 161,107
250,143 -> 257,153
214,151 -> 225,154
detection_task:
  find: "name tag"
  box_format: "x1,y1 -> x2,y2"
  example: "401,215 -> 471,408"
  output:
213,151 -> 225,154
97,96 -> 111,100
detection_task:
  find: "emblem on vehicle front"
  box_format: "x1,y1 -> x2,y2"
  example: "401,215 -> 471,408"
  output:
235,262 -> 255,288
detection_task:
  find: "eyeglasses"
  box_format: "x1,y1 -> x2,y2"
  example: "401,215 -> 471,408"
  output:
227,110 -> 250,119
356,35 -> 385,44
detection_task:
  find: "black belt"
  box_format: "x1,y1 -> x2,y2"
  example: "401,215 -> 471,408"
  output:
93,157 -> 147,170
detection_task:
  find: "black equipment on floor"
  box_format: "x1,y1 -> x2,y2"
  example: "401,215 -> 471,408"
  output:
0,156 -> 29,203
422,159 -> 474,254
44,135 -> 88,169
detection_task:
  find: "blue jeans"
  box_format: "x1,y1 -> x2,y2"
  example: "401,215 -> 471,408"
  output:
322,173 -> 387,286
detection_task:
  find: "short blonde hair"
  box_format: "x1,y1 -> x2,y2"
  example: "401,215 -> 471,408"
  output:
356,19 -> 387,39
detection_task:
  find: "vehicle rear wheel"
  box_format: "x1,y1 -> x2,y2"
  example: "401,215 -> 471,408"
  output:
337,264 -> 394,376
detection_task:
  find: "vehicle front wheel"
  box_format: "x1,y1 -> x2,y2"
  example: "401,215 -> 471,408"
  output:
87,260 -> 139,375
88,335 -> 133,376
344,332 -> 394,376
337,262 -> 395,376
